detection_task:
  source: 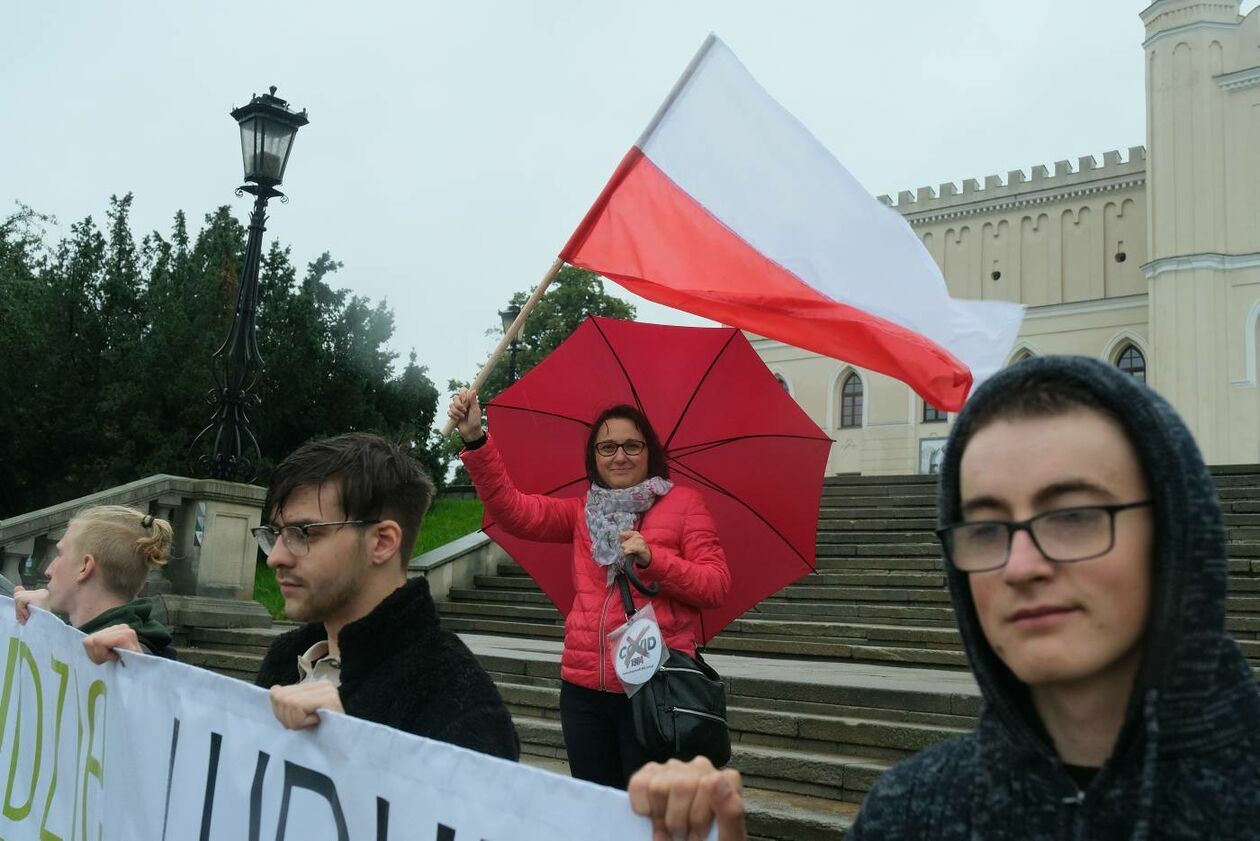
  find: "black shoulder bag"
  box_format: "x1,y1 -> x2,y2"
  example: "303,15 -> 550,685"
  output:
616,563 -> 731,767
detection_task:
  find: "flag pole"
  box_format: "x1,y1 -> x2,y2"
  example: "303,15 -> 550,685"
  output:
441,257 -> 565,436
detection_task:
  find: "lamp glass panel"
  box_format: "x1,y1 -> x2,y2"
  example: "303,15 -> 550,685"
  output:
260,123 -> 295,182
238,117 -> 261,180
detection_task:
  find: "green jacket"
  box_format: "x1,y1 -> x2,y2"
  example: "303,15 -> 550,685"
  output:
77,598 -> 176,660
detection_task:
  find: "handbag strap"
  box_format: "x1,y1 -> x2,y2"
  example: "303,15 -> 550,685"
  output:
616,560 -> 659,620
616,569 -> 636,619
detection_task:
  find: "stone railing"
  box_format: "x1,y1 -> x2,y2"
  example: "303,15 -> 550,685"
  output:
0,476 -> 269,623
408,531 -> 507,602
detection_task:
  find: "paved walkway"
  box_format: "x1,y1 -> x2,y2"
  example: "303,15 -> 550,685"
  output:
459,632 -> 980,698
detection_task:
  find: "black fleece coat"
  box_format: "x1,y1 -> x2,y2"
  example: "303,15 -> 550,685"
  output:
850,357 -> 1260,840
255,577 -> 520,762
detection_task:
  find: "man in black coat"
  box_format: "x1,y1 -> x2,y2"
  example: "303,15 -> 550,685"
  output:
87,432 -> 519,762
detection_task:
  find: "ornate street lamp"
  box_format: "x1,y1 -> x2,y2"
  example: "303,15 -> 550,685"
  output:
499,303 -> 523,385
189,87 -> 309,481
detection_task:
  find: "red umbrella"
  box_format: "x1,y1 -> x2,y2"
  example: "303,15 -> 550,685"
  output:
482,316 -> 833,641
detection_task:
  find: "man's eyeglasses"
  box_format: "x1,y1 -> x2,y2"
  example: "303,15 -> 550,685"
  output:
593,440 -> 646,458
936,501 -> 1152,573
251,520 -> 380,558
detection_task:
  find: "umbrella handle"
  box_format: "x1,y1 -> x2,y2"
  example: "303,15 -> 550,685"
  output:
623,560 -> 660,598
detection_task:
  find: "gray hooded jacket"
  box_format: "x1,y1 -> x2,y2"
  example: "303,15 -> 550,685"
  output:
849,356 -> 1260,840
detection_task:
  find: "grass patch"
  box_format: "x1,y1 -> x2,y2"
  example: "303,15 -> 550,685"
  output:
254,562 -> 285,620
416,498 -> 485,554
252,497 -> 485,620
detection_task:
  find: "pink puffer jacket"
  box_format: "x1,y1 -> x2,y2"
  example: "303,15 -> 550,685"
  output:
462,436 -> 731,692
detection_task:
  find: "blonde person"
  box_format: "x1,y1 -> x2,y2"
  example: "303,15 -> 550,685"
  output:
14,505 -> 176,658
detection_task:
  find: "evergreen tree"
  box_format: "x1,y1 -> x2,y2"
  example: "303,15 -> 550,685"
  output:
0,197 -> 447,518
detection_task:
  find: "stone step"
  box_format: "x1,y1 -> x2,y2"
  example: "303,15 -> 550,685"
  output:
462,634 -> 983,719
472,574 -> 543,591
816,517 -> 937,530
188,625 -> 289,654
815,556 -> 943,572
816,533 -> 939,545
823,475 -> 936,487
802,571 -> 947,587
818,507 -> 936,519
711,635 -> 969,668
441,616 -> 566,639
497,681 -> 965,759
177,646 -> 263,681
747,601 -> 959,625
438,601 -> 564,622
815,543 -> 941,558
513,715 -> 889,804
818,494 -> 937,508
723,618 -> 959,646
450,586 -> 553,604
779,585 -> 952,604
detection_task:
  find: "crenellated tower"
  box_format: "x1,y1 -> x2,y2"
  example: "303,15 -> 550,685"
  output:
1142,0 -> 1260,461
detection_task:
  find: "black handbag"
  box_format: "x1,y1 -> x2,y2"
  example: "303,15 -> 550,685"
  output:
616,565 -> 732,767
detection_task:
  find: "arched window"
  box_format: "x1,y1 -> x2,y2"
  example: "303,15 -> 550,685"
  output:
1116,344 -> 1146,382
1011,349 -> 1034,365
923,402 -> 947,423
840,373 -> 863,428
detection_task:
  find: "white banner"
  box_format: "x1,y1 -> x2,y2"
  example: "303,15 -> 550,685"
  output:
0,600 -> 669,840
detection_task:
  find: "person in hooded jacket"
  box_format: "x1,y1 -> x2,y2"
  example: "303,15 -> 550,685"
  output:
14,505 -> 176,658
627,355 -> 1260,840
449,390 -> 732,789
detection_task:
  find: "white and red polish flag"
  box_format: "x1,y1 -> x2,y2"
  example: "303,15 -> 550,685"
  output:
559,35 -> 1023,411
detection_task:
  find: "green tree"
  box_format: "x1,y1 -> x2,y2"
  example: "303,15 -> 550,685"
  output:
456,265 -> 635,405
446,265 -> 634,484
0,196 -> 448,518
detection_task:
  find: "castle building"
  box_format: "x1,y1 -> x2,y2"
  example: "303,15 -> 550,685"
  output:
754,0 -> 1260,473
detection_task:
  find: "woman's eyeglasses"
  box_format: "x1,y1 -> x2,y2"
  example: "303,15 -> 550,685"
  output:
593,440 -> 646,458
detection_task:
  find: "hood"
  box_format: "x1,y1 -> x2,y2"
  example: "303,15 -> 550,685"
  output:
938,356 -> 1257,764
77,597 -> 173,652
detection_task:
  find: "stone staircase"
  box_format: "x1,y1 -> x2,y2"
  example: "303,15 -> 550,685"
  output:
175,464 -> 1260,840
436,466 -> 1260,670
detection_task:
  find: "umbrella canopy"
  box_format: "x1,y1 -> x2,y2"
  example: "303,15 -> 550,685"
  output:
482,316 -> 833,642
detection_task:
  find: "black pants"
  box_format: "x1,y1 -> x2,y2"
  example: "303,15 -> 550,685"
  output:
559,680 -> 652,789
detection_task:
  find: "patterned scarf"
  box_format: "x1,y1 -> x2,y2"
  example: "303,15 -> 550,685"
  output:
585,477 -> 674,580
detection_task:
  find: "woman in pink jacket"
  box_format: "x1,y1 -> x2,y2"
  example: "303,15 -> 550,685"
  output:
449,389 -> 732,788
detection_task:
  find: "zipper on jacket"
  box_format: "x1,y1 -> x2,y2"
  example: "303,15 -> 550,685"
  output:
598,585 -> 615,691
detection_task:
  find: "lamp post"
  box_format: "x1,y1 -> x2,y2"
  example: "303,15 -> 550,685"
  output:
499,303 -> 523,385
189,86 -> 308,482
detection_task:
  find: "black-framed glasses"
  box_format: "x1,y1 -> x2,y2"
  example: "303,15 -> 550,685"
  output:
251,520 -> 380,557
936,501 -> 1152,573
594,439 -> 646,458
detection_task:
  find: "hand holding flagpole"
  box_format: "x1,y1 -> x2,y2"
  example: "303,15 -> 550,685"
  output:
441,257 -> 565,437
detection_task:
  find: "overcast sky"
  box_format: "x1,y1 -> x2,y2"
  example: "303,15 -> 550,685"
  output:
7,1 -> 1252,401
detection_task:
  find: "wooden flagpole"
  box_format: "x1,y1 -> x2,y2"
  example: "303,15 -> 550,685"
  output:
441,257 -> 565,436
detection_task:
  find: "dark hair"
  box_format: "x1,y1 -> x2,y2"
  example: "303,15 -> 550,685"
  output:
585,405 -> 670,487
945,363 -> 1142,515
959,365 -> 1125,449
264,432 -> 436,566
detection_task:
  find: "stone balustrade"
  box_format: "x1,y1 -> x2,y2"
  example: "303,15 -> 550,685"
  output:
0,475 -> 270,627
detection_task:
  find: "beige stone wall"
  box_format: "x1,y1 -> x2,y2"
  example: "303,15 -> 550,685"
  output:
754,1 -> 1260,474
1143,0 -> 1260,465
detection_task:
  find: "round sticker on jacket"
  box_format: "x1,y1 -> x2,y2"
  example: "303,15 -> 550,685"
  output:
614,616 -> 664,686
